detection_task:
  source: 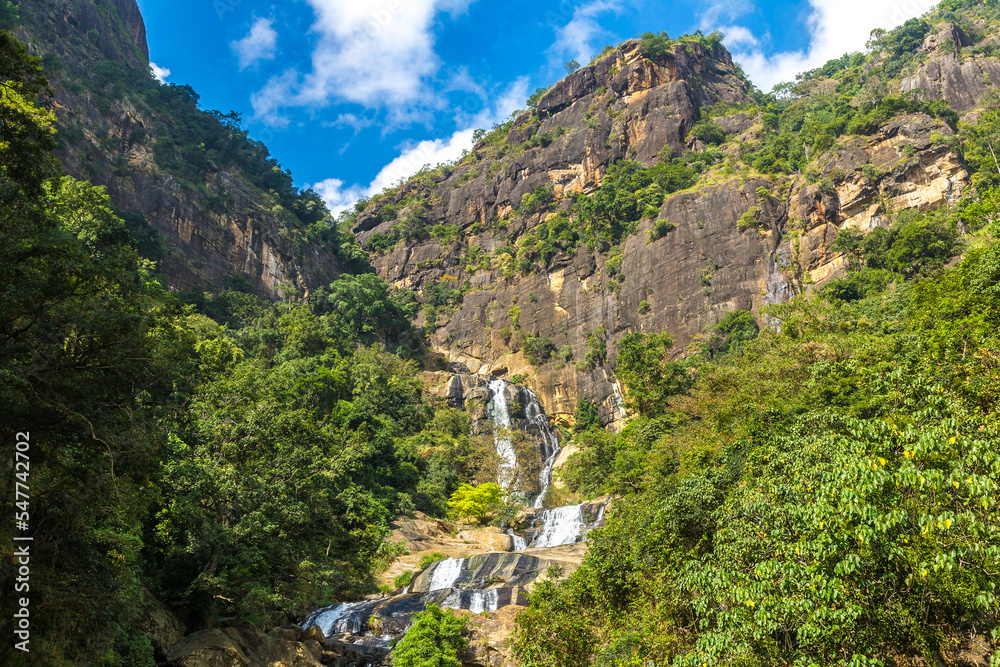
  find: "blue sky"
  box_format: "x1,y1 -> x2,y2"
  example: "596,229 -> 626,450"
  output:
136,0 -> 939,214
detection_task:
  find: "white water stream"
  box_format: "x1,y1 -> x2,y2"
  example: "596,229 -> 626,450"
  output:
523,388 -> 561,508
468,588 -> 500,613
428,557 -> 464,591
303,600 -> 372,636
532,504 -> 586,548
507,529 -> 527,551
487,378 -> 518,492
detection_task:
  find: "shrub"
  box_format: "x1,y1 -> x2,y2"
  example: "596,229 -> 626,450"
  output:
523,336 -> 556,366
638,300 -> 651,314
447,483 -> 503,523
648,219 -> 676,242
615,332 -> 690,415
736,207 -> 761,231
392,604 -> 468,667
393,571 -> 412,590
688,121 -> 727,146
573,399 -> 602,433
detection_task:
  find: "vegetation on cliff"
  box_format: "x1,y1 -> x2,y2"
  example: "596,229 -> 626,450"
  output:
514,151 -> 1000,667
4,0 -> 1000,664
0,32 -> 481,665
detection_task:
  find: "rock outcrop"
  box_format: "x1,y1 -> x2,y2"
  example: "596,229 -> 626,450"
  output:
900,22 -> 1000,114
19,0 -> 343,299
166,624 -> 323,667
350,33 -> 972,425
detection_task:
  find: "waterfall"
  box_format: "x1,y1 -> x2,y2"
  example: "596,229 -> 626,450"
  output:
532,504 -> 585,548
488,377 -> 562,507
469,589 -> 500,614
302,600 -> 373,637
523,388 -> 561,508
487,378 -> 518,490
428,558 -> 464,591
507,529 -> 527,551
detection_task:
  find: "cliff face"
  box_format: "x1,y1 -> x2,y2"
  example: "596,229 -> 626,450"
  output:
900,21 -> 1000,114
355,39 -> 972,428
17,0 -> 342,299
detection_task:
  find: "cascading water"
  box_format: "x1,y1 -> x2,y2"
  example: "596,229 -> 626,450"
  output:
487,379 -> 518,490
302,600 -> 375,636
532,504 -> 585,548
428,557 -> 464,591
523,388 -> 561,508
469,589 -> 500,614
488,377 -> 562,507
507,529 -> 527,551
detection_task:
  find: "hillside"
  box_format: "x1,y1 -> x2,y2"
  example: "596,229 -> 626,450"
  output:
1,0 -> 999,666
341,12 -> 1000,428
6,0 -> 358,299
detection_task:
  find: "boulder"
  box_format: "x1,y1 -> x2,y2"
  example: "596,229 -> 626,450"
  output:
167,624 -> 323,667
140,589 -> 186,656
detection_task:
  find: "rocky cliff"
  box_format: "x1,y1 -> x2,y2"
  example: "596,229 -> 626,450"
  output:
353,36 -> 973,428
900,20 -> 1000,114
15,0 -> 343,299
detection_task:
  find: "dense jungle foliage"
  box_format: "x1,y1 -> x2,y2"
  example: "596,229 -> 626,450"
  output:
4,0 -> 1000,663
0,32 -> 484,666
510,3 -> 1000,665
516,203 -> 1000,664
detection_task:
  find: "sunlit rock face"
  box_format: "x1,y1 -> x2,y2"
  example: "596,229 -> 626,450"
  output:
20,0 -> 344,300
363,40 -> 969,426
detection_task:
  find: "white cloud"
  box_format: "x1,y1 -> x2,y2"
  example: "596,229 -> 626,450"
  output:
310,78 -> 529,215
720,25 -> 758,50
231,18 -> 279,70
549,0 -> 624,65
150,62 -> 171,83
251,0 -> 474,124
704,0 -> 940,91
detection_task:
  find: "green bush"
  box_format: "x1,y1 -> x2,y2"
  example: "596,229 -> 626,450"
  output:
736,206 -> 761,231
687,120 -> 727,145
393,571 -> 413,590
392,604 -> 468,667
523,336 -> 556,366
447,483 -> 503,523
615,332 -> 690,415
648,218 -> 676,241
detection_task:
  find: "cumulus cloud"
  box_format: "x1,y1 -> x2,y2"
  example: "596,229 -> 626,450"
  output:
549,0 -> 624,65
150,62 -> 171,83
704,0 -> 941,90
231,18 -> 279,70
251,0 -> 474,125
309,77 -> 529,215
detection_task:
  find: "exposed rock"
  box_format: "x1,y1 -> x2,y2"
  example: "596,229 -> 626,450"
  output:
140,589 -> 187,656
900,24 -> 1000,114
922,22 -> 969,53
796,113 -> 968,284
456,605 -> 524,667
167,624 -> 322,667
20,0 -> 343,299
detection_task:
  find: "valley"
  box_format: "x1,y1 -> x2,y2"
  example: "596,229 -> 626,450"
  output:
1,0 -> 999,665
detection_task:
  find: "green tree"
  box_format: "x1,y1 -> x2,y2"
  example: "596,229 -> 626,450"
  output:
447,483 -> 503,523
317,273 -> 418,347
572,399 -> 602,433
615,332 -> 690,415
391,604 -> 468,667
